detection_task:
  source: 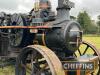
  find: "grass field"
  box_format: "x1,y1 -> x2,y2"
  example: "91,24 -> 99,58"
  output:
83,36 -> 100,50
0,35 -> 100,75
0,66 -> 15,75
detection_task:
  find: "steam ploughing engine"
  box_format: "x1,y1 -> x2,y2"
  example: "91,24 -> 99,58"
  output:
0,0 -> 100,75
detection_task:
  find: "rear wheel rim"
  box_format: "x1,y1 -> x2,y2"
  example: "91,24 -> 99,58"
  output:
15,45 -> 65,75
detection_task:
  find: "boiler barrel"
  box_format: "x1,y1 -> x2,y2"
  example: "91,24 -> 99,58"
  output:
34,21 -> 82,54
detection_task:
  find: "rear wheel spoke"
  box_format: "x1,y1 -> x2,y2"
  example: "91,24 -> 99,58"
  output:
16,45 -> 65,75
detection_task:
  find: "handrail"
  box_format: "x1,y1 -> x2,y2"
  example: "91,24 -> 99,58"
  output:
0,26 -> 52,29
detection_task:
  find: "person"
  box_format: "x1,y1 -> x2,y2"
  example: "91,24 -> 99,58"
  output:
39,0 -> 55,22
30,0 -> 55,23
39,0 -> 51,10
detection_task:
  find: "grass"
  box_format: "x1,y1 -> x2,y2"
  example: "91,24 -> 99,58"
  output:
0,35 -> 100,75
83,36 -> 100,50
0,66 -> 15,75
75,35 -> 100,57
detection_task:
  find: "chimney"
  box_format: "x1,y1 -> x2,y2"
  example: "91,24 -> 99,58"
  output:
57,0 -> 75,22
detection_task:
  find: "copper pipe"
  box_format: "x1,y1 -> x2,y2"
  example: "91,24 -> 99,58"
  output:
0,26 -> 52,29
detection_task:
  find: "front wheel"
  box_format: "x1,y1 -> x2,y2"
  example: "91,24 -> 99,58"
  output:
74,41 -> 100,75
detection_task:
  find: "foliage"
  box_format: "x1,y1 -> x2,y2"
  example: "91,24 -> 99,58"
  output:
70,16 -> 76,20
97,15 -> 100,34
97,21 -> 100,27
77,11 -> 97,34
97,15 -> 100,20
86,25 -> 97,34
83,36 -> 100,49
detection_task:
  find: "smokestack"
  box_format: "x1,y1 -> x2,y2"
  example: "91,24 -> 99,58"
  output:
57,0 -> 74,22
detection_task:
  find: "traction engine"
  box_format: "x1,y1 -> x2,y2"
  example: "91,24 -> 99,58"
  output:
0,0 -> 100,75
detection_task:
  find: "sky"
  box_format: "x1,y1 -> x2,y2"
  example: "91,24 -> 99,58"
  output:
0,0 -> 100,20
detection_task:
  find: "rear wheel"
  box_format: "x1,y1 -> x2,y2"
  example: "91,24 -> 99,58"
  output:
15,45 -> 65,75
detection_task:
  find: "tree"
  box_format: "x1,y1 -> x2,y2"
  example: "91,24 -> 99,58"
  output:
97,15 -> 100,34
77,11 -> 97,34
77,12 -> 85,29
70,16 -> 76,20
